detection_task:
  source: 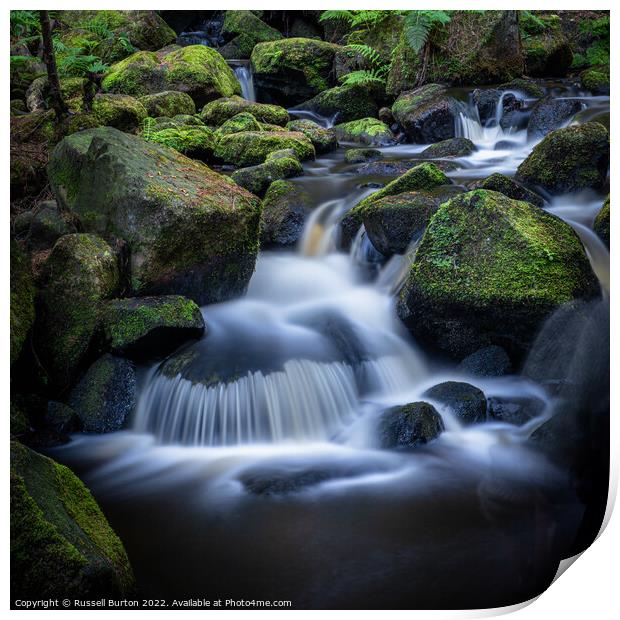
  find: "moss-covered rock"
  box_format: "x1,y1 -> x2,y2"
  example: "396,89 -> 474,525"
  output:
340,163 -> 450,250
526,96 -> 582,140
24,201 -> 76,251
580,69 -> 610,95
148,114 -> 205,131
344,148 -> 382,164
69,354 -> 136,433
593,195 -> 609,248
214,130 -> 315,166
378,402 -> 444,449
286,119 -> 337,154
138,91 -> 196,118
516,122 -> 609,195
291,85 -> 379,124
221,10 -> 282,58
397,190 -> 600,359
200,96 -> 289,127
215,112 -> 262,137
102,295 -> 205,359
522,14 -> 573,77
102,46 -> 240,108
35,234 -> 120,390
11,441 -> 134,598
468,173 -> 545,208
89,93 -> 147,133
147,126 -> 215,160
48,127 -> 261,306
10,241 -> 36,366
392,84 -> 459,143
497,78 -> 545,99
420,138 -> 475,159
251,38 -> 341,105
231,154 -> 303,197
260,180 -> 313,247
334,118 -> 395,147
423,381 -> 487,425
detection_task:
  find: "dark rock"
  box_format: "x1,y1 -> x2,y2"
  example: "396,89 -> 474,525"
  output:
45,401 -> 79,434
356,158 -> 460,177
231,153 -> 303,197
69,355 -> 137,433
472,89 -> 521,125
379,401 -> 444,449
423,381 -> 487,425
420,138 -> 475,159
468,173 -> 545,208
292,85 -> 379,124
527,96 -> 583,140
458,345 -> 512,377
10,240 -> 36,366
593,195 -> 609,248
286,119 -> 337,154
488,396 -> 545,425
25,201 -> 75,250
345,148 -> 382,164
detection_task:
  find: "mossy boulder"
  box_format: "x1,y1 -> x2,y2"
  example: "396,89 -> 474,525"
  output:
221,10 -> 281,58
102,295 -> 205,359
397,190 -> 600,359
35,234 -> 120,390
69,354 -> 137,433
215,112 -> 262,137
593,195 -> 609,248
251,38 -> 341,105
24,200 -> 76,251
580,69 -> 609,96
261,180 -> 313,247
334,118 -> 395,147
10,241 -> 36,366
10,441 -> 134,598
200,96 -> 289,127
516,122 -> 609,195
231,153 -> 303,197
522,15 -> 573,77
102,46 -> 240,108
291,85 -> 380,124
423,381 -> 487,425
286,119 -> 337,154
148,114 -> 205,131
468,173 -> 545,208
526,96 -> 582,140
90,93 -> 147,133
392,84 -> 459,143
147,126 -> 215,160
378,402 -> 444,449
214,130 -> 315,166
138,91 -> 196,118
420,138 -> 475,159
497,78 -> 545,99
48,127 -> 261,306
345,148 -> 382,164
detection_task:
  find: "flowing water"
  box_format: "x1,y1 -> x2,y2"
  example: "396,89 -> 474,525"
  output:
49,82 -> 609,609
229,60 -> 256,102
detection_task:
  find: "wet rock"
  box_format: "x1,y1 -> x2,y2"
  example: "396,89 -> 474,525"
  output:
522,15 -> 573,77
231,153 -> 303,197
580,69 -> 609,96
516,122 -> 609,195
497,78 -> 544,99
392,84 -> 459,143
468,173 -> 545,208
488,396 -> 545,426
10,241 -> 36,366
420,138 -> 475,159
397,190 -> 600,359
292,84 -> 379,124
379,401 -> 444,449
472,89 -> 521,125
45,401 -> 79,434
345,148 -> 382,164
593,195 -> 609,248
101,296 -> 205,360
10,441 -> 134,598
69,354 -> 137,433
458,345 -> 512,377
423,381 -> 487,425
221,10 -> 281,58
261,180 -> 313,248
286,119 -> 337,154
356,158 -> 459,177
526,96 -> 583,140
201,96 -> 289,126
334,118 -> 395,147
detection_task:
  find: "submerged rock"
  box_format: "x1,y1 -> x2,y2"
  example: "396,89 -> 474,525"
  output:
458,345 -> 512,377
200,96 -> 289,126
138,90 -> 196,117
526,96 -> 582,140
468,173 -> 545,208
423,381 -> 487,425
334,118 -> 395,147
379,401 -> 444,449
69,354 -> 137,433
261,180 -> 313,248
488,395 -> 545,426
48,127 -> 261,305
420,138 -> 475,159
10,241 -> 36,366
102,296 -> 205,359
286,119 -> 337,154
397,190 -> 600,359
593,195 -> 609,248
10,441 -> 134,598
516,122 -> 609,195
292,85 -> 379,124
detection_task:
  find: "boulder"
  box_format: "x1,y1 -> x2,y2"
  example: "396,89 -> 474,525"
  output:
251,38 -> 341,105
423,381 -> 487,425
102,296 -> 205,359
48,128 -> 261,306
24,200 -> 75,251
69,354 -> 137,433
522,14 -> 573,77
286,119 -> 337,154
72,93 -> 148,134
215,112 -> 262,137
458,345 -> 512,377
148,114 -> 205,131
200,96 -> 289,126
345,148 -> 382,164
35,234 -> 120,389
593,195 -> 609,248
580,69 -> 609,96
378,402 -> 444,449
146,125 -> 215,160
102,46 -> 240,108
10,241 -> 36,365
214,130 -> 315,166
291,85 -> 379,124
45,401 -> 79,435
526,96 -> 583,140
260,180 -> 313,247
221,10 -> 281,58
516,122 -> 609,195
488,395 -> 545,426
138,91 -> 196,117
468,173 -> 545,208
356,158 -> 460,177
334,118 -> 395,147
497,78 -> 545,99
420,138 -> 475,159
397,190 -> 600,359
10,441 -> 134,598
472,89 -> 522,125
231,152 -> 303,197
392,84 -> 459,143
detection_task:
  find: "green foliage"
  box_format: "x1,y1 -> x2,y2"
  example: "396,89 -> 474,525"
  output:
403,11 -> 452,53
571,16 -> 609,69
340,43 -> 389,87
519,11 -> 547,37
10,10 -> 40,39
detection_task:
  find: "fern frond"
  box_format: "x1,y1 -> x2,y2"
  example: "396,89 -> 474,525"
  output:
339,69 -> 386,87
345,43 -> 382,67
319,10 -> 354,24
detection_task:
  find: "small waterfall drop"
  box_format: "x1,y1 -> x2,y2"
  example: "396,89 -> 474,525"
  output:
230,61 -> 256,101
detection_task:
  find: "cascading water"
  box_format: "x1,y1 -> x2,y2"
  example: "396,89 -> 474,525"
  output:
230,61 -> 256,101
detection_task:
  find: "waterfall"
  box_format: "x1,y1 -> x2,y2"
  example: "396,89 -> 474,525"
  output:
232,63 -> 256,102
288,109 -> 339,128
454,98 -> 507,146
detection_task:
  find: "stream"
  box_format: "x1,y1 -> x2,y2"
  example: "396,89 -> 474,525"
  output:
48,79 -> 609,609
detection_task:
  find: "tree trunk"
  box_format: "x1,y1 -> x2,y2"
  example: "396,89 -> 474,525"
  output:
39,10 -> 67,120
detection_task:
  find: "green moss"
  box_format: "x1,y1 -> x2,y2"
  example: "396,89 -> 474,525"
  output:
10,241 -> 36,366
581,69 -> 609,93
286,119 -> 337,154
147,126 -> 215,159
90,93 -> 147,132
469,173 -> 544,208
593,195 -> 609,248
421,138 -> 475,159
292,85 -> 379,124
215,112 -> 262,137
497,78 -> 544,98
231,157 -> 303,196
200,96 -> 289,127
344,148 -> 382,163
214,130 -> 315,166
101,50 -> 159,97
521,14 -> 572,77
139,91 -> 196,118
334,117 -> 394,147
222,10 -> 282,43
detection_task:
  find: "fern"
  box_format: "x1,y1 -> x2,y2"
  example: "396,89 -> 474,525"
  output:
141,117 -> 156,141
10,10 -> 40,37
403,11 -> 452,53
319,10 -> 354,25
340,69 -> 387,87
345,43 -> 383,67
